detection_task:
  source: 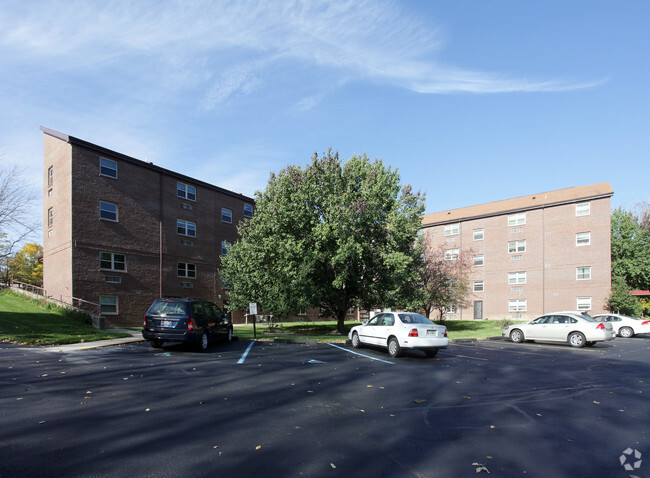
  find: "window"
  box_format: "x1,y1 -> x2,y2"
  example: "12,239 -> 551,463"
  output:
508,271 -> 527,284
177,262 -> 196,279
177,182 -> 196,201
576,232 -> 591,246
576,266 -> 591,280
100,252 -> 126,271
99,295 -> 118,314
473,229 -> 484,241
177,219 -> 196,237
222,208 -> 232,224
244,204 -> 253,218
576,202 -> 590,216
47,166 -> 53,186
104,275 -> 122,284
99,157 -> 118,179
181,203 -> 193,211
508,213 -> 526,226
509,299 -> 527,312
473,281 -> 484,292
508,240 -> 526,253
99,201 -> 118,221
444,248 -> 459,260
577,297 -> 591,310
180,239 -> 193,247
444,305 -> 459,314
221,240 -> 231,255
474,254 -> 484,266
444,224 -> 459,236
47,208 -> 53,227
180,282 -> 193,289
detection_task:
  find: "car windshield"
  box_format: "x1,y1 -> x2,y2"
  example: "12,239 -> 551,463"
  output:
148,300 -> 187,316
398,313 -> 432,325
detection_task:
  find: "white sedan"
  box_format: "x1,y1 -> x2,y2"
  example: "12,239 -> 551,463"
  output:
502,312 -> 615,348
348,312 -> 448,358
592,313 -> 650,337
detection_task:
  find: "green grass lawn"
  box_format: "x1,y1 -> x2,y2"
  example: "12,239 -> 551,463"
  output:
234,318 -> 508,343
0,290 -> 131,346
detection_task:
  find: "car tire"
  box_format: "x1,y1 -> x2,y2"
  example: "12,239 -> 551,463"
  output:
351,332 -> 361,349
226,327 -> 233,343
198,332 -> 209,352
150,340 -> 163,349
509,329 -> 525,343
619,327 -> 634,338
388,337 -> 402,358
424,348 -> 439,358
568,331 -> 586,348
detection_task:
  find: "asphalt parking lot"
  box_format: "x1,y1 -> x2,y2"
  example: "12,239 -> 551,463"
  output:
1,335 -> 649,477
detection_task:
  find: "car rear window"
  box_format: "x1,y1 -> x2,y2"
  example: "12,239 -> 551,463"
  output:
398,313 -> 432,325
148,300 -> 187,316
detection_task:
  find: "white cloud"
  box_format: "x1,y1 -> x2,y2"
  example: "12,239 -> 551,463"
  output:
0,0 -> 604,105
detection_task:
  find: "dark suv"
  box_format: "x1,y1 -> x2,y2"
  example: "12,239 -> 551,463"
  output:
142,298 -> 233,351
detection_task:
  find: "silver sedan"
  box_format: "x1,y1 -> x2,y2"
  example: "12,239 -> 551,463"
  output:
592,313 -> 650,337
503,312 -> 615,348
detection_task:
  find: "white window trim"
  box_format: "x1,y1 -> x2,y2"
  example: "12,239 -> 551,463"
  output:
474,254 -> 484,267
576,232 -> 591,246
576,202 -> 591,216
444,248 -> 459,261
508,213 -> 526,226
99,201 -> 118,222
508,240 -> 526,254
99,252 -> 126,272
577,297 -> 592,310
177,219 -> 196,237
244,204 -> 253,218
222,208 -> 233,224
508,299 -> 527,312
576,266 -> 591,280
177,262 -> 196,279
99,295 -> 118,315
444,223 -> 460,236
177,182 -> 196,201
473,281 -> 484,292
473,229 -> 484,241
99,157 -> 118,179
508,271 -> 527,285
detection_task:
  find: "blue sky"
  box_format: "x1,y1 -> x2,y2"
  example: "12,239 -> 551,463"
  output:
1,0 -> 648,239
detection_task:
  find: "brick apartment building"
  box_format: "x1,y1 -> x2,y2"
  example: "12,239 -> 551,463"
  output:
41,127 -> 254,326
420,183 -> 614,321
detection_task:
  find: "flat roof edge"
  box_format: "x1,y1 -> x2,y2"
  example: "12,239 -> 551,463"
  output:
40,126 -> 255,203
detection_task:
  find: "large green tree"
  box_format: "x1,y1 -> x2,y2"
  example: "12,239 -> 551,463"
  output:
220,150 -> 425,333
611,207 -> 650,290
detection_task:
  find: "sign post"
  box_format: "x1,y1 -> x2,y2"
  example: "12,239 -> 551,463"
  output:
249,303 -> 258,339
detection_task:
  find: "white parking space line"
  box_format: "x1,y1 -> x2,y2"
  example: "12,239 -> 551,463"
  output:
327,343 -> 395,364
237,341 -> 255,364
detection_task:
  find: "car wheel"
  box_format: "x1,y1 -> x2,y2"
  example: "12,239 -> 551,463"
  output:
226,327 -> 233,343
619,327 -> 634,338
568,331 -> 586,348
388,337 -> 402,358
509,329 -> 524,343
424,348 -> 439,358
351,332 -> 361,348
198,332 -> 209,352
150,340 -> 163,348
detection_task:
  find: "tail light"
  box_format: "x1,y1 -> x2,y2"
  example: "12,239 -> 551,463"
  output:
643,321 -> 650,326
596,323 -> 605,330
187,317 -> 195,331
444,328 -> 448,337
143,316 -> 147,327
408,328 -> 419,337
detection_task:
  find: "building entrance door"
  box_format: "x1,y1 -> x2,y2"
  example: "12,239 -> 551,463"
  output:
473,301 -> 483,320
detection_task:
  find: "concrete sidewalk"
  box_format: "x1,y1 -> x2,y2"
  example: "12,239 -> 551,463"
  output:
42,329 -> 145,352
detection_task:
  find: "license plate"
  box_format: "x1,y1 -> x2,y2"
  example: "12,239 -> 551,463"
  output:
426,330 -> 437,336
161,320 -> 174,328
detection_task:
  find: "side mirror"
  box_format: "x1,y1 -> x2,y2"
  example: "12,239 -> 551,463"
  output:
362,319 -> 369,325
